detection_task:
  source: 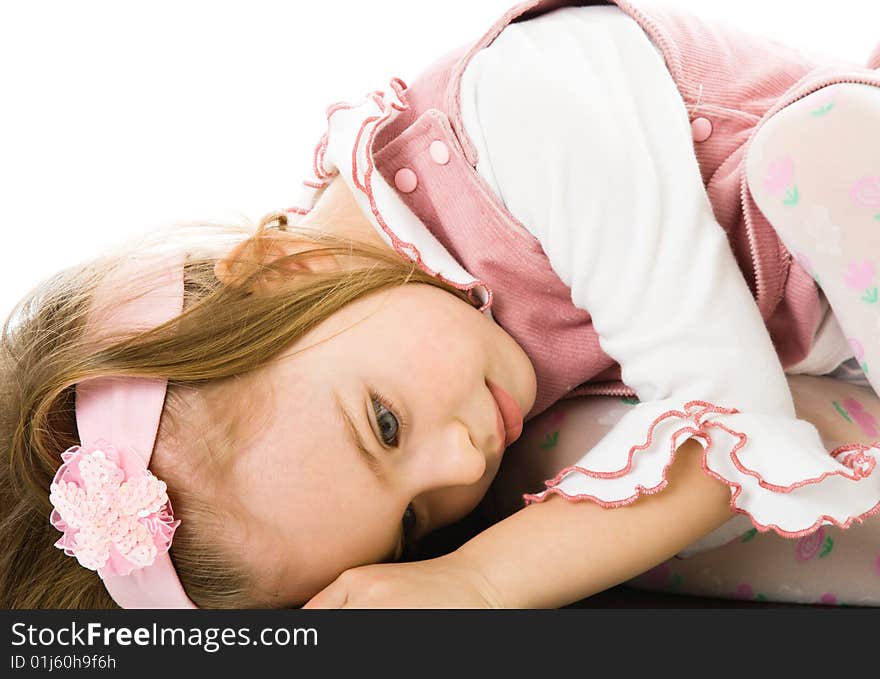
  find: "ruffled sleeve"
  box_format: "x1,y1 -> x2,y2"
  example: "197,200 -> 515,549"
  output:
461,9 -> 880,557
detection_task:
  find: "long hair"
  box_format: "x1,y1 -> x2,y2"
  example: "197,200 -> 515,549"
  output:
0,211 -> 472,608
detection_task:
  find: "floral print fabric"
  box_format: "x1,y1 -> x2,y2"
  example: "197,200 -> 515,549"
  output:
511,377 -> 880,606
746,82 -> 880,391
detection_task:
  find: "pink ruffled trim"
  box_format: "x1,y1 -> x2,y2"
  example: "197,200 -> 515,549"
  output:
302,179 -> 328,190
522,400 -> 880,539
306,78 -> 493,312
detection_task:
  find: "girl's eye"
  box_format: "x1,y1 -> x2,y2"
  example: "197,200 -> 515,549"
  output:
372,394 -> 400,447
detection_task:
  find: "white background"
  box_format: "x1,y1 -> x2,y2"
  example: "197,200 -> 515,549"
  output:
2,0 -> 878,320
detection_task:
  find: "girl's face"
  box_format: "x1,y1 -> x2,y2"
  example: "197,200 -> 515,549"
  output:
211,176 -> 537,606
229,282 -> 537,606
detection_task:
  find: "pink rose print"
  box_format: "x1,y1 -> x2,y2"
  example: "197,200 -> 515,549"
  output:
764,157 -> 794,195
843,398 -> 879,437
795,526 -> 825,562
843,260 -> 875,290
819,592 -> 838,605
847,337 -> 870,373
538,408 -> 567,450
850,176 -> 880,208
530,406 -> 568,451
545,408 -> 568,428
729,583 -> 767,601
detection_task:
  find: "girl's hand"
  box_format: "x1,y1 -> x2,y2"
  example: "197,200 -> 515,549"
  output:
300,552 -> 503,609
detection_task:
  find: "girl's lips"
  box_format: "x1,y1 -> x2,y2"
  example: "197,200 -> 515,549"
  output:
487,379 -> 524,448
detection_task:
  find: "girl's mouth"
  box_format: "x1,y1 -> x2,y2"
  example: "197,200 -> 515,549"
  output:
487,379 -> 524,448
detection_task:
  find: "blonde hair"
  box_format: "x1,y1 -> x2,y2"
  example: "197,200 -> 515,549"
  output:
0,211 -> 472,608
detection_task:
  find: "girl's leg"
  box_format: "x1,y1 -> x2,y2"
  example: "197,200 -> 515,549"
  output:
625,374 -> 880,606
502,377 -> 880,606
744,82 -> 880,394
626,98 -> 880,605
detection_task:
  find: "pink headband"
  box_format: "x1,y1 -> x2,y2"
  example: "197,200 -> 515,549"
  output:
48,254 -> 197,608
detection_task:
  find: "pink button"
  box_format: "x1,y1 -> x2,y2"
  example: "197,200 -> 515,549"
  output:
691,117 -> 713,143
394,167 -> 418,193
429,140 -> 450,165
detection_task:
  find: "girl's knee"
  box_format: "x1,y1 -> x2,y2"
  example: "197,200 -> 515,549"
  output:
746,82 -> 880,227
746,83 -> 880,190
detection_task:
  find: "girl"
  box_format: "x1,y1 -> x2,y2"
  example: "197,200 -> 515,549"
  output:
3,0 -> 880,608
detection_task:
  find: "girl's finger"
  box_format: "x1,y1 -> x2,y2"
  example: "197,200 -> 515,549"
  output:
300,584 -> 349,609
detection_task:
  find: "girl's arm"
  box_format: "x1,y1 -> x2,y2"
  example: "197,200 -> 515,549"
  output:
453,437 -> 735,609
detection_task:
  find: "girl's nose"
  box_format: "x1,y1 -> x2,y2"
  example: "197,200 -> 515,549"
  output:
411,419 -> 488,491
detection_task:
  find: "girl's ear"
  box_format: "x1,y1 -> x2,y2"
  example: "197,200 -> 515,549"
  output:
213,229 -> 339,291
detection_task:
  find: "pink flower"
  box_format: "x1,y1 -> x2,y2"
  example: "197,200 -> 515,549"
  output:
843,398 -> 879,438
843,260 -> 875,290
795,527 -> 825,562
48,440 -> 180,578
539,407 -> 568,433
850,176 -> 880,208
819,592 -> 838,605
764,157 -> 795,195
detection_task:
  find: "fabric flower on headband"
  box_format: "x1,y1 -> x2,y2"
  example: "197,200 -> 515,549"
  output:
48,440 -> 180,578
